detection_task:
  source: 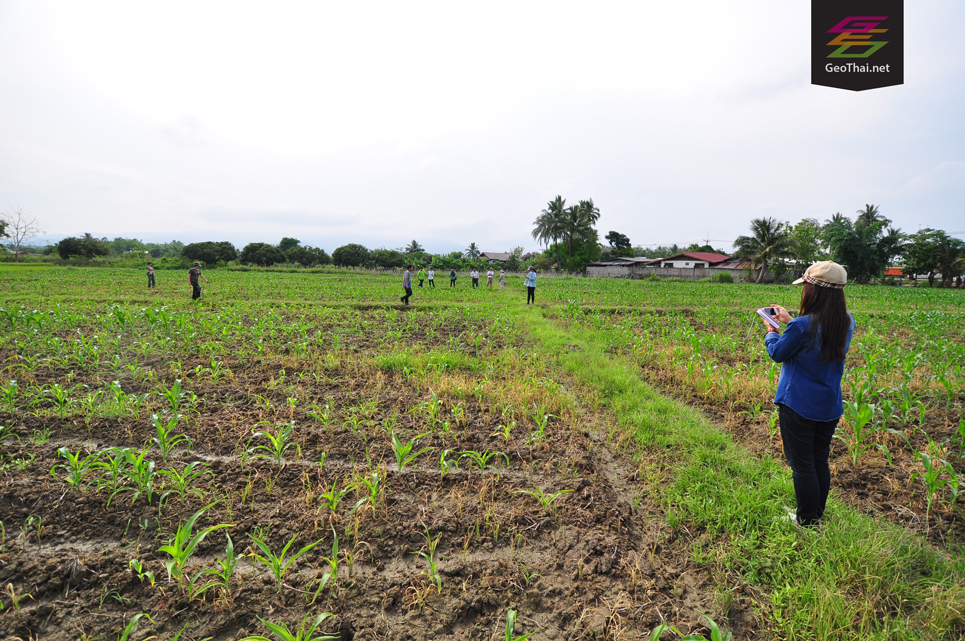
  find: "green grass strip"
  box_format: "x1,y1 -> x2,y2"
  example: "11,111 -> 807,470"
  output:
518,304 -> 965,641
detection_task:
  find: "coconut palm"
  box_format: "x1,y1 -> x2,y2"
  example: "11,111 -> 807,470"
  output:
405,240 -> 424,254
464,242 -> 481,261
734,217 -> 797,283
560,201 -> 599,263
856,204 -> 887,228
532,196 -> 566,263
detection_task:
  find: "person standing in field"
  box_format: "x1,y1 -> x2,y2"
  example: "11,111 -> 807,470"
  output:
428,268 -> 435,288
188,262 -> 209,300
401,264 -> 414,306
764,261 -> 854,530
470,268 -> 479,289
449,268 -> 457,288
524,266 -> 537,304
486,268 -> 494,288
147,262 -> 156,289
417,267 -> 426,288
499,269 -> 506,290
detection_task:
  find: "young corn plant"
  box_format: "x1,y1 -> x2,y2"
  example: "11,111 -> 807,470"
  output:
316,530 -> 340,594
515,485 -> 573,519
389,431 -> 433,473
249,533 -> 323,592
159,461 -> 212,503
528,404 -> 555,443
128,559 -> 155,587
504,609 -> 536,641
151,413 -> 192,464
911,452 -> 958,530
117,447 -> 158,505
191,533 -> 237,600
239,612 -> 337,641
248,421 -> 298,465
439,449 -> 460,477
318,478 -> 353,514
352,472 -> 381,514
158,379 -> 186,414
158,504 -> 233,586
459,449 -> 509,474
834,401 -> 889,466
0,379 -> 17,414
649,614 -> 733,641
118,613 -> 154,641
52,447 -> 100,492
417,526 -> 442,594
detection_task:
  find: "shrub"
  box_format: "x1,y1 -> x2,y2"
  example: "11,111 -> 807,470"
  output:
711,272 -> 733,283
332,244 -> 371,267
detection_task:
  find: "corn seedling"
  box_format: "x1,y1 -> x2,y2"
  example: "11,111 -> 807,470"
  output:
528,403 -> 555,443
352,471 -> 381,513
318,477 -> 353,514
504,609 -> 536,640
118,613 -> 154,641
439,449 -> 460,477
0,379 -> 17,414
0,424 -> 18,445
317,529 -> 340,591
649,614 -> 733,641
5,582 -> 33,620
459,449 -> 509,473
248,421 -> 298,465
390,430 -> 433,472
911,452 -> 958,529
249,533 -> 323,592
151,413 -> 192,463
159,461 -> 212,503
52,447 -> 100,492
519,562 -> 540,586
492,421 -> 516,442
417,525 -> 443,593
192,533 -> 237,600
239,612 -> 337,641
834,401 -> 889,466
117,447 -> 158,505
515,485 -> 573,519
128,559 -> 156,587
158,504 -> 234,584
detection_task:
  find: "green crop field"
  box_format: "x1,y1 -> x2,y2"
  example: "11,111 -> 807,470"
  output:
0,268 -> 963,640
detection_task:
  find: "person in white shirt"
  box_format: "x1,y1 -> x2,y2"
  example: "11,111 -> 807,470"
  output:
499,269 -> 506,290
427,268 -> 435,288
471,269 -> 480,289
486,269 -> 494,288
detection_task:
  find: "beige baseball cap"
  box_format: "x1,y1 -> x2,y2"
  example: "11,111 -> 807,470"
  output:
793,261 -> 847,289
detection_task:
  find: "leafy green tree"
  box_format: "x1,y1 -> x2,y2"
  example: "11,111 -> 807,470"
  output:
56,233 -> 110,260
278,237 -> 301,253
545,228 -> 602,273
286,245 -> 330,267
605,231 -> 633,257
332,243 -> 371,267
734,217 -> 797,283
405,240 -> 424,254
464,242 -> 481,261
903,229 -> 964,287
788,218 -> 827,268
561,199 -> 600,264
239,242 -> 286,266
371,248 -> 406,268
107,237 -> 144,255
182,241 -> 238,264
823,206 -> 902,283
504,246 -> 524,272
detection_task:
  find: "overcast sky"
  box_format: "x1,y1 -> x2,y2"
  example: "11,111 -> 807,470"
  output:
1,1 -> 963,255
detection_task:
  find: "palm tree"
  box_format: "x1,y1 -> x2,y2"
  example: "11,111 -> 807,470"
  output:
734,217 -> 797,283
560,201 -> 598,263
405,240 -> 424,254
464,242 -> 481,261
532,196 -> 566,264
856,204 -> 886,227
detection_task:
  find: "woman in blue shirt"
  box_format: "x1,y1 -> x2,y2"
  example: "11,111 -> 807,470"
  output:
764,261 -> 854,528
523,266 -> 537,304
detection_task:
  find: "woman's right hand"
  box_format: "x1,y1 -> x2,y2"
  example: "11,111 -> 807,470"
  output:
770,304 -> 793,324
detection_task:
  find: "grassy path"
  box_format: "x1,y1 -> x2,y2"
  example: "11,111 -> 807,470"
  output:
517,303 -> 965,641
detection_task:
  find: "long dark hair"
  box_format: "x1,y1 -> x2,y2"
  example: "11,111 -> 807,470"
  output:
799,283 -> 850,362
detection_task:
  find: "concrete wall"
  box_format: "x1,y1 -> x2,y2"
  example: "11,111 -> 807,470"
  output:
587,264 -> 766,282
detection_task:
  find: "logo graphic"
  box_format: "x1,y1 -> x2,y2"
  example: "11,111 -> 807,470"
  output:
826,16 -> 888,58
812,1 -> 903,91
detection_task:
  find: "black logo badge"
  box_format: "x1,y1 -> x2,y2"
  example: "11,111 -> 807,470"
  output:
812,1 -> 903,91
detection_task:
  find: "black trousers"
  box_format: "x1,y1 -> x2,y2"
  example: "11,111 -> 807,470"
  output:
148,274 -> 155,288
192,284 -> 202,300
450,280 -> 456,288
779,404 -> 837,527
527,286 -> 535,304
472,278 -> 479,289
401,286 -> 413,305
428,279 -> 435,288
418,279 -> 424,288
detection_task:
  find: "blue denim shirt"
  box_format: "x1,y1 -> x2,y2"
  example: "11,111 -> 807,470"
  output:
765,313 -> 855,422
524,272 -> 537,287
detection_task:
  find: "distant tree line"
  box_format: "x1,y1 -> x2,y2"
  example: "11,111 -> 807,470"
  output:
734,205 -> 964,286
